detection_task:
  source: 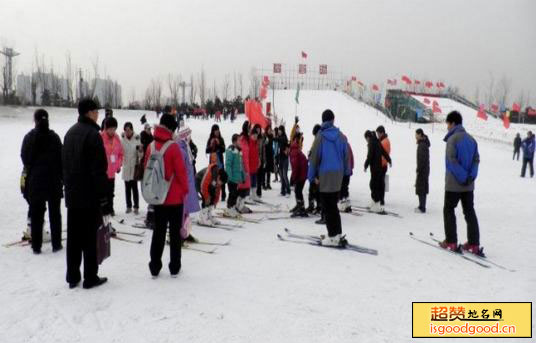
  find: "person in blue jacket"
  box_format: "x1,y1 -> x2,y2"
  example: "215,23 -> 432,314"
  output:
520,131 -> 535,178
440,111 -> 481,255
308,109 -> 350,247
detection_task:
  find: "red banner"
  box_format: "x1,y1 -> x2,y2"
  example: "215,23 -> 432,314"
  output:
299,64 -> 307,74
319,64 -> 327,75
273,63 -> 282,74
527,108 -> 536,116
512,103 -> 521,112
245,100 -> 270,129
425,81 -> 434,88
477,105 -> 488,121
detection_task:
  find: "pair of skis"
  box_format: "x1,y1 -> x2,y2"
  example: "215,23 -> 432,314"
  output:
409,232 -> 514,271
352,205 -> 402,218
277,228 -> 378,255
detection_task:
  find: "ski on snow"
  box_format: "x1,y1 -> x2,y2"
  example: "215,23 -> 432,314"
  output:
351,206 -> 402,218
278,228 -> 378,255
409,232 -> 490,268
428,232 -> 515,272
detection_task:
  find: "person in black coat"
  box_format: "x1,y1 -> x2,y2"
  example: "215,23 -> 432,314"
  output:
415,129 -> 430,213
277,125 -> 290,196
63,98 -> 109,289
205,124 -> 226,200
263,126 -> 275,190
513,133 -> 522,161
364,130 -> 391,212
20,109 -> 63,254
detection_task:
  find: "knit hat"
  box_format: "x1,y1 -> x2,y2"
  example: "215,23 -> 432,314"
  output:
160,113 -> 178,132
321,109 -> 334,122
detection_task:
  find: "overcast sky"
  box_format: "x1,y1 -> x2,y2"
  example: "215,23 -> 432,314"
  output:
2,0 -> 535,104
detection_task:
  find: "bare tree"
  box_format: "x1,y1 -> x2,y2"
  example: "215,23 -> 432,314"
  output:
495,75 -> 511,107
516,90 -> 526,111
198,69 -> 206,106
65,51 -> 74,105
212,79 -> 217,100
249,68 -> 260,98
189,74 -> 197,104
148,78 -> 162,109
89,55 -> 99,99
168,73 -> 181,107
238,72 -> 243,98
222,74 -> 230,100
144,87 -> 153,110
233,72 -> 237,98
129,87 -> 136,105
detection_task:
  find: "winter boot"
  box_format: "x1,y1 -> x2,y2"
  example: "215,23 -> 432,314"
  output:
224,207 -> 240,218
370,202 -> 384,213
315,216 -> 326,225
439,240 -> 459,252
289,203 -> 299,213
306,201 -> 315,214
414,207 -> 425,214
237,198 -> 252,214
198,207 -> 213,226
291,205 -> 308,218
320,234 -> 343,247
126,208 -> 132,214
207,205 -> 221,225
461,242 -> 483,256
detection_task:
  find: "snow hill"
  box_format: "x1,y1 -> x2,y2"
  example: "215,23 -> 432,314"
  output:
0,91 -> 534,342
411,95 -> 531,145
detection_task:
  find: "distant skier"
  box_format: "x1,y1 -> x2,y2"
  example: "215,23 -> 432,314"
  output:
289,132 -> 308,217
520,131 -> 535,177
195,161 -> 228,226
364,130 -> 391,213
307,124 -> 322,215
63,98 -> 109,289
414,128 -> 430,213
143,114 -> 189,277
375,125 -> 391,206
224,134 -> 246,218
513,133 -> 522,161
101,117 -> 124,216
440,111 -> 481,254
277,125 -> 290,196
248,125 -> 261,201
121,122 -> 143,215
20,109 -> 63,254
338,136 -> 354,213
255,125 -> 266,199
263,126 -> 275,190
308,109 -> 350,246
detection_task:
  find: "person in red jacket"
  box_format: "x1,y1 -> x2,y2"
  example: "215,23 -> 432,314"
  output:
143,114 -> 189,278
289,133 -> 308,217
248,125 -> 260,201
236,121 -> 252,213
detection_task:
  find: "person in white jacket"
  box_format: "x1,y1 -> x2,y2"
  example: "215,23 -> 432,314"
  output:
121,122 -> 143,214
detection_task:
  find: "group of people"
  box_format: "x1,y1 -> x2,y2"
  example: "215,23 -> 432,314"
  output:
513,131 -> 535,177
19,96 -> 485,289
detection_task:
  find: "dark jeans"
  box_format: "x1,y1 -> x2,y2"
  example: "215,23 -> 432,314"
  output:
125,180 -> 139,209
279,158 -> 290,195
30,197 -> 62,251
379,167 -> 387,205
443,191 -> 480,245
340,175 -> 350,200
221,181 -> 226,201
320,192 -> 342,237
513,148 -> 520,160
418,194 -> 427,212
256,167 -> 264,196
250,173 -> 258,188
149,205 -> 183,275
227,182 -> 239,208
294,180 -> 305,203
106,178 -> 115,214
66,207 -> 100,284
521,158 -> 534,177
264,170 -> 271,188
370,171 -> 383,202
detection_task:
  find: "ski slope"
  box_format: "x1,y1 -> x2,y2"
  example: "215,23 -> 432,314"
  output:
0,91 -> 534,343
411,95 -> 531,145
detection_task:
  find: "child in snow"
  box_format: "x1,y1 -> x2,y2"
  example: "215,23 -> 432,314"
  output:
101,117 -> 124,216
289,133 -> 308,217
224,134 -> 246,218
195,161 -> 228,226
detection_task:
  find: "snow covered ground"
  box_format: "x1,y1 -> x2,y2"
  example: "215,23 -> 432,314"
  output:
0,91 -> 534,343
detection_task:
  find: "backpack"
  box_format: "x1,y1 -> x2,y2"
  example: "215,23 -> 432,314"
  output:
142,141 -> 175,205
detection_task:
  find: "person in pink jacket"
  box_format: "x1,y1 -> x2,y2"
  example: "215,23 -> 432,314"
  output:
101,117 -> 124,216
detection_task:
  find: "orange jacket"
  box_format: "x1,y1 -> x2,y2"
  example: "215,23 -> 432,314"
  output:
380,136 -> 391,168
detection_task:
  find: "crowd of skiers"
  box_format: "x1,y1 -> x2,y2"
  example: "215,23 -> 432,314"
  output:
513,131 -> 535,177
19,95 -> 488,288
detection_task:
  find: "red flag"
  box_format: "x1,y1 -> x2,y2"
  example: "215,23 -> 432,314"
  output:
425,81 -> 433,88
503,113 -> 510,129
298,64 -> 307,74
273,63 -> 282,74
477,105 -> 488,120
301,51 -> 308,59
436,82 -> 441,88
491,104 -> 499,112
351,76 -> 357,81
372,84 -> 379,91
432,100 -> 439,107
440,82 -> 446,88
433,104 -> 442,113
392,79 -> 397,86
262,76 -> 270,87
387,79 -> 393,85
401,75 -> 412,84
423,98 -> 431,105
245,100 -> 269,129
414,80 -> 421,85
512,103 -> 521,112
